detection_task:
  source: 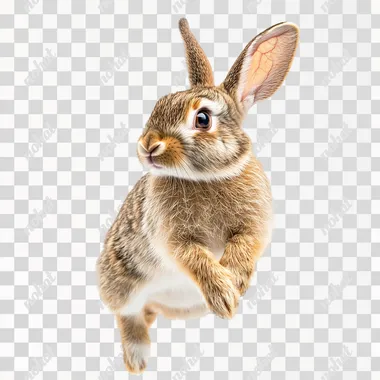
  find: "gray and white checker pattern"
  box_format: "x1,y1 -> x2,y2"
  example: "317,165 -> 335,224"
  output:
0,0 -> 378,379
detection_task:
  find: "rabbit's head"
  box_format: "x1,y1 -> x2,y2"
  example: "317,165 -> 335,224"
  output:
138,18 -> 299,181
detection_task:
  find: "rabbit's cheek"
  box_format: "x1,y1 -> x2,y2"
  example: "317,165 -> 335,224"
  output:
155,137 -> 185,168
153,150 -> 184,169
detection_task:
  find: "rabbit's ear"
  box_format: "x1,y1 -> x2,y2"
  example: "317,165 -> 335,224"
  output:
179,18 -> 214,87
222,22 -> 299,112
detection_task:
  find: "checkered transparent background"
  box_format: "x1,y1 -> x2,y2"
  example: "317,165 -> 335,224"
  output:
0,0 -> 379,379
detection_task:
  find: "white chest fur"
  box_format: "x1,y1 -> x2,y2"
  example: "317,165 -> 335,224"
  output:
119,235 -> 225,316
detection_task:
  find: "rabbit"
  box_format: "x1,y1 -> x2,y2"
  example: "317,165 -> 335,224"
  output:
97,18 -> 299,373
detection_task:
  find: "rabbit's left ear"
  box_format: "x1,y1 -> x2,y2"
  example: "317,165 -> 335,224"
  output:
222,22 -> 299,112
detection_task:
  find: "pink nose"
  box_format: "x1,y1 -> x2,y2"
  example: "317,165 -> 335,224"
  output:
138,140 -> 165,157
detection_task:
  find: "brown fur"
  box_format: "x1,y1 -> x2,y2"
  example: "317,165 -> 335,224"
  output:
143,306 -> 157,327
97,18 -> 298,373
116,314 -> 150,373
179,18 -> 214,87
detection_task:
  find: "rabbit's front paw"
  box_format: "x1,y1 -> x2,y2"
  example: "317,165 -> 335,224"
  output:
205,271 -> 240,319
226,267 -> 250,296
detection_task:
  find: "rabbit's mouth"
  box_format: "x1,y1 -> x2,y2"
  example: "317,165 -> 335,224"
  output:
147,156 -> 163,169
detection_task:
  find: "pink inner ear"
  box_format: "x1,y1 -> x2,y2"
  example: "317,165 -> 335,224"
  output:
242,36 -> 279,100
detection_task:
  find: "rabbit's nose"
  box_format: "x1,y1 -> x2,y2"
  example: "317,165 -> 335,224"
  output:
138,140 -> 166,157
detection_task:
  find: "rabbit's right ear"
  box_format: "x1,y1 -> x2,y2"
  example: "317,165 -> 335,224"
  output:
221,22 -> 299,113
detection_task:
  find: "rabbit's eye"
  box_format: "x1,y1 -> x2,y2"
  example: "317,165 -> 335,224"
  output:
195,110 -> 211,130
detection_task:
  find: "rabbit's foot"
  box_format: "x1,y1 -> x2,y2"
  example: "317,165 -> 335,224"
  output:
123,342 -> 150,374
116,314 -> 151,374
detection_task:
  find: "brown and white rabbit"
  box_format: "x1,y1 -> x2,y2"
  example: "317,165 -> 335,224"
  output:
97,18 -> 299,373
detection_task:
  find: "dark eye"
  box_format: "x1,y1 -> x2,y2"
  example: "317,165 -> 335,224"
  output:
195,110 -> 211,130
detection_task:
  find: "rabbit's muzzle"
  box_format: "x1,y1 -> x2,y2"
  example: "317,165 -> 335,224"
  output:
138,131 -> 163,155
137,131 -> 184,170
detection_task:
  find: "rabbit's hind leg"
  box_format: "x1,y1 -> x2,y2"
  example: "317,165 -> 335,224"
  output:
116,313 -> 151,374
147,302 -> 209,320
143,305 -> 158,327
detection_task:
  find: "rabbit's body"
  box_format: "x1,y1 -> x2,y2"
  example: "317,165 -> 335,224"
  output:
96,18 -> 298,373
98,152 -> 271,318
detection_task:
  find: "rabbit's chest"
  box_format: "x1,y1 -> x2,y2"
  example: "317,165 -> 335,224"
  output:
147,174 -> 257,241
154,193 -> 243,240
